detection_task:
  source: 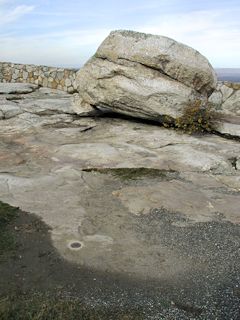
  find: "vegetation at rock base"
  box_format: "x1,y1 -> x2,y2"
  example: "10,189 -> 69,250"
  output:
162,100 -> 221,134
174,100 -> 220,134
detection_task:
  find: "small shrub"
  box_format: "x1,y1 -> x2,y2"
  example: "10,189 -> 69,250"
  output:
175,100 -> 219,134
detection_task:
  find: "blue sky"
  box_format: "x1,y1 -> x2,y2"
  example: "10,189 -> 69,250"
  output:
0,0 -> 239,68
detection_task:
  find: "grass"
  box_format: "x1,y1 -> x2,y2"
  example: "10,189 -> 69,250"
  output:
0,294 -> 145,320
0,201 -> 18,259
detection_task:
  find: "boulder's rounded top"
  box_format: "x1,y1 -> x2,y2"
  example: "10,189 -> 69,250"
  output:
95,29 -> 217,95
109,29 -> 178,42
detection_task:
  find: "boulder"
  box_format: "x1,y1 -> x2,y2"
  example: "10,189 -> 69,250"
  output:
74,57 -> 198,120
96,30 -> 217,94
74,30 -> 217,120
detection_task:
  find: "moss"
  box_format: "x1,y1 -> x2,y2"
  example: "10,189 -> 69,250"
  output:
0,293 -> 145,320
83,167 -> 175,181
0,201 -> 18,259
0,202 -> 18,225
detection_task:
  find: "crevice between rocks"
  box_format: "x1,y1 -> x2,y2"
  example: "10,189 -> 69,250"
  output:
95,110 -> 240,142
95,106 -> 174,126
228,157 -> 238,170
212,130 -> 240,142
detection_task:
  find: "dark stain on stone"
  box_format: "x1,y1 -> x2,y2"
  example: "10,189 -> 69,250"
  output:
228,156 -> 238,170
82,167 -> 177,181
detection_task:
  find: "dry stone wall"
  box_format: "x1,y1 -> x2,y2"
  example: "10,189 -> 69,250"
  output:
0,62 -> 77,93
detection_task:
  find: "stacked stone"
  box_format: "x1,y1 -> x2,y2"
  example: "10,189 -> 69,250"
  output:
0,64 -> 3,82
0,62 -> 78,93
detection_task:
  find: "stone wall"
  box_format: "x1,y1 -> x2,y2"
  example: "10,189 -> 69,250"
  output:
0,62 -> 78,93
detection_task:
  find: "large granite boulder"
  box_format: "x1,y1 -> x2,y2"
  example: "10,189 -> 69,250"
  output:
74,30 -> 217,120
96,30 -> 217,94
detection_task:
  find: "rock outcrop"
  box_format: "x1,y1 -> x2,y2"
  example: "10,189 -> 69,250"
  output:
74,30 -> 217,121
209,82 -> 240,137
0,79 -> 240,318
0,82 -> 38,94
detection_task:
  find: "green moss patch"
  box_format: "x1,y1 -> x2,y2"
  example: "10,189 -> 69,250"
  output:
83,167 -> 176,181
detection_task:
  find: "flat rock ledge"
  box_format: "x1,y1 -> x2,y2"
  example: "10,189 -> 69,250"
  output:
0,82 -> 38,94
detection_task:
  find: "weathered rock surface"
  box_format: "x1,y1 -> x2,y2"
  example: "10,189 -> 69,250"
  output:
96,30 -> 217,93
75,57 -> 198,119
0,101 -> 23,119
221,88 -> 240,116
209,82 -> 240,137
0,82 -> 38,94
0,86 -> 240,318
74,30 -> 217,120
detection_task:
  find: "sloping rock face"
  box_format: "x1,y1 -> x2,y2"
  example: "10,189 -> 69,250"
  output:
74,30 -> 217,120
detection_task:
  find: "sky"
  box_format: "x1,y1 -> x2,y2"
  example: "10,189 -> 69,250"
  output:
0,0 -> 239,68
